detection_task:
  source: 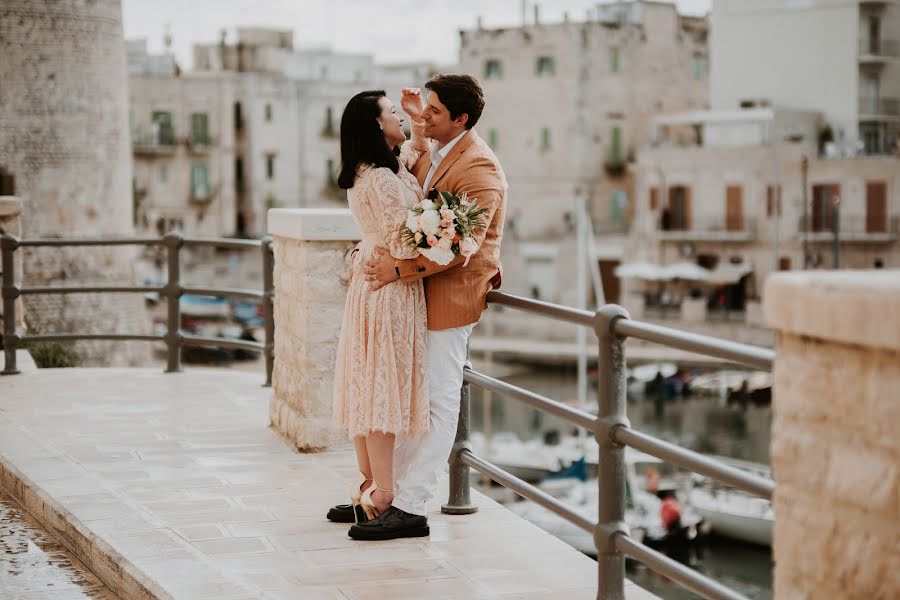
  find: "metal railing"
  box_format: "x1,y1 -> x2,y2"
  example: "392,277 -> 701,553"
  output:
859,38 -> 900,58
442,290 -> 775,600
1,232 -> 275,385
858,96 -> 900,117
797,214 -> 900,238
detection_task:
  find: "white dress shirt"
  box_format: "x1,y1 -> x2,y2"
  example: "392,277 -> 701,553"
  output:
422,129 -> 467,194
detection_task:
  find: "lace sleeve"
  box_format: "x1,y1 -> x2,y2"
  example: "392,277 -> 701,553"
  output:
371,168 -> 420,260
399,118 -> 428,169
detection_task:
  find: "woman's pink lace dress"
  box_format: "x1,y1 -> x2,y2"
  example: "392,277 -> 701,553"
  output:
332,136 -> 429,438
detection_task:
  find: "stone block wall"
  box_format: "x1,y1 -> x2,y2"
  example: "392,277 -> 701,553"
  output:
1,1 -> 150,366
268,209 -> 359,451
765,271 -> 900,599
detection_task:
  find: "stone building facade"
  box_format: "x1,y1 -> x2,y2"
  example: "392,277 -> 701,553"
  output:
1,0 -> 149,366
457,1 -> 708,303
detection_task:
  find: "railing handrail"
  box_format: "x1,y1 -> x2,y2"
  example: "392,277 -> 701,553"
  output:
1,232 -> 275,385
442,291 -> 776,600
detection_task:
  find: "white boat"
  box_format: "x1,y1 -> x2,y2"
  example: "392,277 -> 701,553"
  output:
505,449 -> 703,556
687,457 -> 774,546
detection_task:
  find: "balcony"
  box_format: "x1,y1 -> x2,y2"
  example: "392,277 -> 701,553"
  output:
797,215 -> 899,243
859,96 -> 900,120
658,216 -> 756,242
132,129 -> 176,155
187,134 -> 214,154
189,184 -> 218,204
859,38 -> 900,65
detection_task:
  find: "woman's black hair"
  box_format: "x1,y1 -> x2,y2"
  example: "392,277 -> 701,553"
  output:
337,90 -> 399,189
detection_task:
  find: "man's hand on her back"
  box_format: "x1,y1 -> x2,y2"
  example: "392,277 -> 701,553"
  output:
364,246 -> 399,291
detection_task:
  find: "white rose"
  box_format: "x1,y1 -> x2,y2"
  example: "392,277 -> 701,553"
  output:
419,246 -> 455,265
419,209 -> 441,236
437,236 -> 453,251
420,199 -> 436,211
459,236 -> 478,256
405,214 -> 420,232
414,232 -> 423,243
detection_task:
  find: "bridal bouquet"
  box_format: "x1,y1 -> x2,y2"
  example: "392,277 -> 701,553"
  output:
401,190 -> 488,266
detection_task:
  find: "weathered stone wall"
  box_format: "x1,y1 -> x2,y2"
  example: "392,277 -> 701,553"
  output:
268,209 -> 360,450
765,271 -> 900,599
0,0 -> 149,365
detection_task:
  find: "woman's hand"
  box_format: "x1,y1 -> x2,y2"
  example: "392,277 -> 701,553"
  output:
400,87 -> 424,122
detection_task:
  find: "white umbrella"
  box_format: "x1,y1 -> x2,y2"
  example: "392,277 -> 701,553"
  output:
662,261 -> 711,281
614,261 -> 665,280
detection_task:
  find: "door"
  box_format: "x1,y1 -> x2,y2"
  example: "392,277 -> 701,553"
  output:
866,182 -> 887,233
725,185 -> 743,231
668,185 -> 692,231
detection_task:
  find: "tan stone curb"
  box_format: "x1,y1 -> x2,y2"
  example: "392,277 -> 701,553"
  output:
0,456 -> 170,600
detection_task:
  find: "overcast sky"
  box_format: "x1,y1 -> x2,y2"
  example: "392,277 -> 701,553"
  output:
122,0 -> 712,68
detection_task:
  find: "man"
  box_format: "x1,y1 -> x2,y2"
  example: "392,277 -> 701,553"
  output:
328,74 -> 507,541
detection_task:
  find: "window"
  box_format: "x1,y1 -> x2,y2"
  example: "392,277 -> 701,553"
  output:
326,158 -> 337,188
610,47 -> 621,73
810,184 -> 840,231
525,256 -> 556,301
324,106 -> 334,135
484,59 -> 502,79
610,126 -> 622,162
665,185 -> 691,230
235,157 -> 244,192
610,190 -> 627,224
191,162 -> 210,199
157,163 -> 168,184
866,181 -> 887,232
488,128 -> 499,149
535,56 -> 555,76
766,185 -> 782,217
266,154 -> 275,180
265,103 -> 273,122
190,112 -> 209,145
151,111 -> 174,145
234,102 -> 243,130
725,185 -> 743,231
692,55 -> 705,81
540,127 -> 551,150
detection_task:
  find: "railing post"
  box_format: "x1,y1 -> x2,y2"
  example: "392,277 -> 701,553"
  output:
442,369 -> 478,515
261,236 -> 274,387
1,233 -> 20,375
163,232 -> 183,373
594,304 -> 631,600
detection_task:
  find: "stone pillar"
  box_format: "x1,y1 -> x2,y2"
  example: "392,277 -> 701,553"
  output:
765,271 -> 900,599
0,1 -> 149,366
267,208 -> 360,451
0,197 -> 25,332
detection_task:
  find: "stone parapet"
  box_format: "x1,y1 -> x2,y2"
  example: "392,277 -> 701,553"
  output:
765,271 -> 900,599
267,208 -> 359,451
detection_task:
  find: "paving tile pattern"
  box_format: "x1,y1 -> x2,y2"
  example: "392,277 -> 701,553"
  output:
0,368 -> 657,599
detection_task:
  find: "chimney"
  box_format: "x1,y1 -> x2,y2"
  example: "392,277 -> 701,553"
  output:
521,0 -> 528,26
477,15 -> 483,30
534,4 -> 540,26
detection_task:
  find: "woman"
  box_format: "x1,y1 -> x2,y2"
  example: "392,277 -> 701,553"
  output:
332,89 -> 429,523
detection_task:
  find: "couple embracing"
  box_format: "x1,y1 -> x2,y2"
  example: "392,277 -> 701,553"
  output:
329,74 -> 507,541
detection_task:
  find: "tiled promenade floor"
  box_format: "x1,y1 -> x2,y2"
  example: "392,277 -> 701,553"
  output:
0,367 -> 656,599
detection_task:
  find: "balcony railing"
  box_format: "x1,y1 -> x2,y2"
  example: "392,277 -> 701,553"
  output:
797,214 -> 899,242
859,38 -> 900,58
658,217 -> 756,242
132,129 -> 177,154
859,96 -> 900,117
1,232 -> 275,384
444,291 -> 774,600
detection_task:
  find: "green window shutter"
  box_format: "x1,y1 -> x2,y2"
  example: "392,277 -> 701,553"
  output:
611,48 -> 620,73
488,129 -> 498,149
190,113 -> 209,144
541,127 -> 551,149
191,162 -> 209,198
611,126 -> 622,162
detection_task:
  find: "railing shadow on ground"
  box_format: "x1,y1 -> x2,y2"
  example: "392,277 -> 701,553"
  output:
442,290 -> 775,600
1,232 -> 274,384
3,232 -> 775,599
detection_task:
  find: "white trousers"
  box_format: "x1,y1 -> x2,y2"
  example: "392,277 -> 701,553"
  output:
392,323 -> 475,516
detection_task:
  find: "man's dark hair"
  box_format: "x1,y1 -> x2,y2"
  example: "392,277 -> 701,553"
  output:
424,74 -> 485,130
337,90 -> 399,190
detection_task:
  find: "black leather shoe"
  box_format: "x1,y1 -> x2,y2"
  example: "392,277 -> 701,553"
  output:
348,506 -> 429,540
326,503 -> 366,523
